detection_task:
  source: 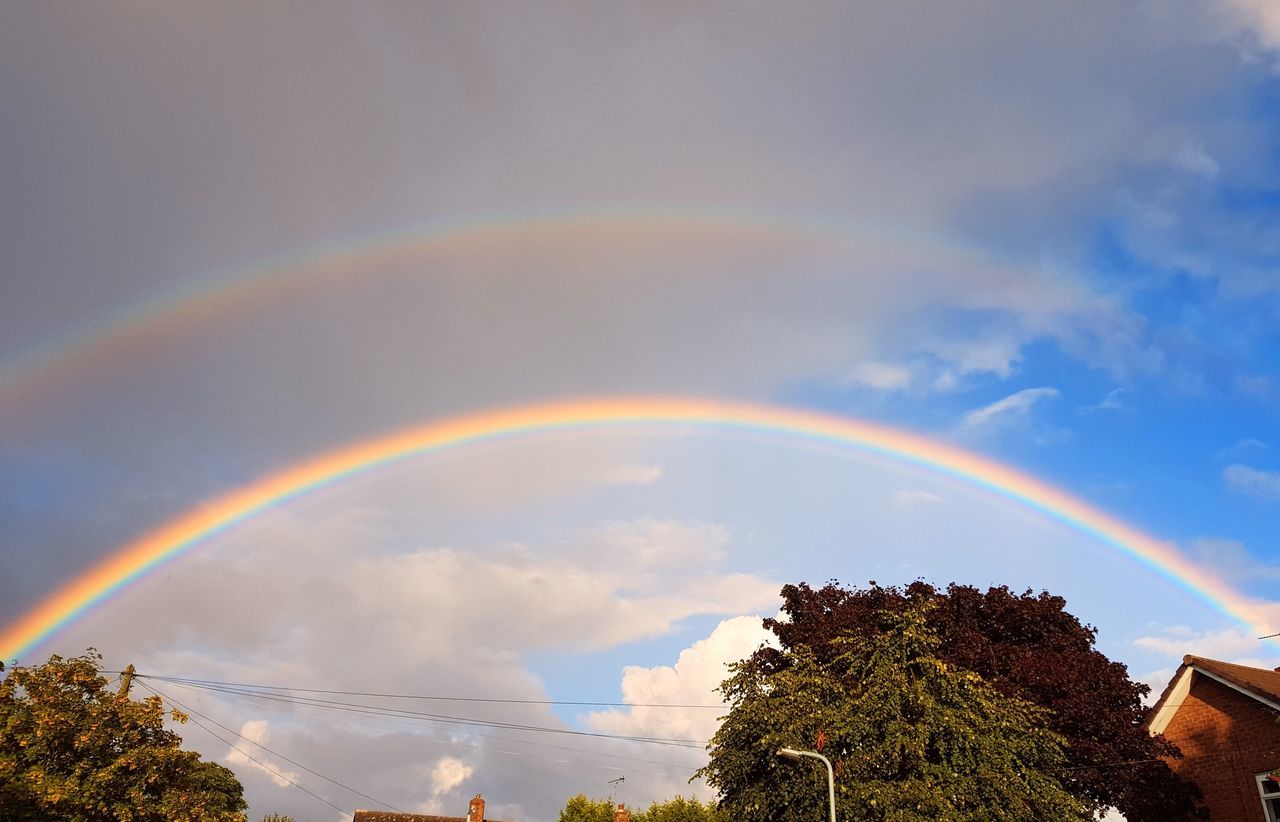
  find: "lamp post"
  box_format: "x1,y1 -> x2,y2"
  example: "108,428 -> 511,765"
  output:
777,747 -> 836,822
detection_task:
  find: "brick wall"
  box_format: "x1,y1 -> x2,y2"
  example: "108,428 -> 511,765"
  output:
1160,672 -> 1280,821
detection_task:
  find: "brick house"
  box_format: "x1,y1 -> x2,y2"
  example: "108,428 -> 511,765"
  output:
353,793 -> 507,822
1148,656 -> 1280,821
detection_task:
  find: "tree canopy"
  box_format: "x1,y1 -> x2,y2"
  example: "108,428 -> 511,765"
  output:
755,581 -> 1204,820
557,794 -> 725,822
699,597 -> 1088,821
0,651 -> 247,821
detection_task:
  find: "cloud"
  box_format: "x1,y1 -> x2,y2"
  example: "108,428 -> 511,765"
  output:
1186,537 -> 1280,583
587,616 -> 775,744
845,361 -> 913,391
1215,0 -> 1280,53
1134,625 -> 1280,665
1173,143 -> 1219,178
429,757 -> 474,797
1224,464 -> 1280,499
225,720 -> 301,789
958,387 -> 1065,444
1081,388 -> 1129,414
892,489 -> 943,508
604,463 -> 664,486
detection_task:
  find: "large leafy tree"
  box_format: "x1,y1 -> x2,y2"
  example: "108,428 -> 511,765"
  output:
0,651 -> 247,821
757,581 -> 1204,820
699,598 -> 1088,821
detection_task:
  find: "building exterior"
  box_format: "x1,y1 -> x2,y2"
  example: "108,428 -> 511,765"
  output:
353,793 -> 507,822
1148,656 -> 1280,821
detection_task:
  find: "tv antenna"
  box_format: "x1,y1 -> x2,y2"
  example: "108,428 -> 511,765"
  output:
607,776 -> 625,803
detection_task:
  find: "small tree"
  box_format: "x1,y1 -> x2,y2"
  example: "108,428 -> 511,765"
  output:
0,650 -> 247,821
699,599 -> 1089,821
557,793 -> 617,822
632,795 -> 726,822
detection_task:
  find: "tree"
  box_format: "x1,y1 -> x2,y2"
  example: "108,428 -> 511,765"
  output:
756,581 -> 1205,820
699,598 -> 1089,821
632,795 -> 726,822
0,650 -> 247,821
557,793 -> 617,822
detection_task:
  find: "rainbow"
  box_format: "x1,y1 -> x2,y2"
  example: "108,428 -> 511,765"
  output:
2,396 -> 1275,662
0,208 -> 942,407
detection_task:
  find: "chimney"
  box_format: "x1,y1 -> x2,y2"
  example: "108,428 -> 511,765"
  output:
614,803 -> 630,822
468,794 -> 485,822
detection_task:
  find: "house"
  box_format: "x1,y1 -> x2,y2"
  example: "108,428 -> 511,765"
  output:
1148,656 -> 1280,821
353,793 -> 508,822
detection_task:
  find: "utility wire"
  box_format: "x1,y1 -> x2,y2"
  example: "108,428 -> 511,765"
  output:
138,681 -> 351,817
141,680 -> 404,813
157,679 -> 705,773
142,677 -> 708,748
131,672 -> 724,708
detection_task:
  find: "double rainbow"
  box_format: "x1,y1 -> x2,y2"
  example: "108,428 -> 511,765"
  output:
2,396 -> 1274,662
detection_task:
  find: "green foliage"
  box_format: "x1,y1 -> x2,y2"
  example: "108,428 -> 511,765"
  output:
763,581 -> 1205,820
632,795 -> 726,822
0,650 -> 247,821
259,815 -> 296,822
698,599 -> 1089,821
557,793 -> 617,822
558,794 -> 727,822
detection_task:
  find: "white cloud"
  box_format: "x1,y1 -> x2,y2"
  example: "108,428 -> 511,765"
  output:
1081,388 -> 1128,414
959,387 -> 1062,439
429,756 -> 474,796
1173,143 -> 1219,177
1224,464 -> 1280,499
1133,625 -> 1272,660
604,463 -> 664,486
225,720 -> 300,789
846,361 -> 913,391
892,489 -> 943,508
588,615 -> 776,747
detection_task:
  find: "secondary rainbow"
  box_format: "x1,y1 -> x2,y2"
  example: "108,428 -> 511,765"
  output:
2,396 -> 1273,662
0,208 -> 934,406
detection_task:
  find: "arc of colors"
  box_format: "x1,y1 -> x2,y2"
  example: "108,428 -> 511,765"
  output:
2,396 -> 1273,662
0,207 -> 961,407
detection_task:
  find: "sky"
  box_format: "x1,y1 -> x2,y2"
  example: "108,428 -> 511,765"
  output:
4,2 -> 1280,820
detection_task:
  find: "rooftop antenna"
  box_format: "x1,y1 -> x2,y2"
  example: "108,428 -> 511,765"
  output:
607,776 -> 625,804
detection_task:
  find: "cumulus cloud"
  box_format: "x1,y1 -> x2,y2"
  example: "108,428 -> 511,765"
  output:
225,721 -> 301,789
1224,464 -> 1280,499
587,615 -> 776,744
429,757 -> 474,797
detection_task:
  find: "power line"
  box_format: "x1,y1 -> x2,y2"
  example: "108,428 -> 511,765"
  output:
127,672 -> 724,708
138,681 -> 352,817
141,680 -> 404,814
141,676 -> 709,748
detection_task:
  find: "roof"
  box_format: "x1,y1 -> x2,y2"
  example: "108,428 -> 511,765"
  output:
352,813 -> 508,822
1187,656 -> 1280,705
1148,655 -> 1280,735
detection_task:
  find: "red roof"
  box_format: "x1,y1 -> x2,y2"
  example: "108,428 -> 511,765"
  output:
1184,655 -> 1280,705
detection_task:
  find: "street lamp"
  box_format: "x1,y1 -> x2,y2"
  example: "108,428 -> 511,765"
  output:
777,747 -> 836,822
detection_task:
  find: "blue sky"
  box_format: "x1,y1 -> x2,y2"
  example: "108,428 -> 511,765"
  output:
4,3 -> 1280,820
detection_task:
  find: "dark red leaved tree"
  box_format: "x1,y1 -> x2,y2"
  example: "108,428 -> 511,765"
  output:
757,580 -> 1207,821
